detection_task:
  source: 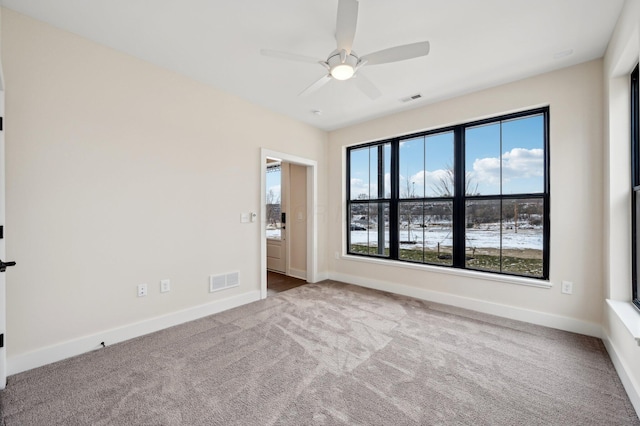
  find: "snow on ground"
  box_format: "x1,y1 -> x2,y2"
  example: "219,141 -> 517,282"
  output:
350,225 -> 542,250
268,222 -> 542,250
266,229 -> 281,239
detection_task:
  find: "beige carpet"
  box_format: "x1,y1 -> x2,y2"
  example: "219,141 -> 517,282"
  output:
1,281 -> 638,425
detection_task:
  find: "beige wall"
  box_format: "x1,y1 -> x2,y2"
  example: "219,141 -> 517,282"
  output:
288,164 -> 307,277
329,60 -> 605,327
1,9 -> 328,359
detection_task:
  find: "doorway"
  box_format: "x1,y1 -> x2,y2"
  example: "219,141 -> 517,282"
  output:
260,149 -> 317,299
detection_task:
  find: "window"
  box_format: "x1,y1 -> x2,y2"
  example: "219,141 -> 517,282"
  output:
347,108 -> 550,279
266,163 -> 282,240
631,64 -> 640,310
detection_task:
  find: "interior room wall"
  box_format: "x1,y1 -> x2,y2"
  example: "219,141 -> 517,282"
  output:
328,59 -> 605,333
602,0 -> 640,413
1,8 -> 328,371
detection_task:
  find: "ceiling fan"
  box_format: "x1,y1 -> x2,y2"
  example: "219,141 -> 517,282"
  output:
261,0 -> 430,100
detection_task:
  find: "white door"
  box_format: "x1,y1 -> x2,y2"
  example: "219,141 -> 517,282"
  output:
0,90 -> 9,388
266,162 -> 286,273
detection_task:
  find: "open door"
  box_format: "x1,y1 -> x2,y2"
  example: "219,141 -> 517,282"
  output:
0,89 -> 10,389
0,48 -> 14,387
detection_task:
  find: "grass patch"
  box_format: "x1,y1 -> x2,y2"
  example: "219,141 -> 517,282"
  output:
349,244 -> 543,277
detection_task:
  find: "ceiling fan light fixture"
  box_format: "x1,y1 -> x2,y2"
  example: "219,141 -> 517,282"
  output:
328,49 -> 358,80
331,64 -> 355,80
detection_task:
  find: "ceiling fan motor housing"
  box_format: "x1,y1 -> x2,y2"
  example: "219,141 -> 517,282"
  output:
328,49 -> 359,80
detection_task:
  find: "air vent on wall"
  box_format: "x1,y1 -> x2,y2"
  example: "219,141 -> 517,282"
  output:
400,93 -> 423,103
209,272 -> 240,293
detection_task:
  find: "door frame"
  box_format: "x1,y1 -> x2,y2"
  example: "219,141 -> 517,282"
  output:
260,149 -> 317,299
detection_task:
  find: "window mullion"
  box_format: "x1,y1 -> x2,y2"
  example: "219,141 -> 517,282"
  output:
452,126 -> 466,268
390,140 -> 399,259
375,145 -> 384,256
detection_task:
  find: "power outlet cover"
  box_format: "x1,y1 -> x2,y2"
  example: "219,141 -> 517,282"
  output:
137,283 -> 148,297
561,281 -> 573,294
160,279 -> 170,293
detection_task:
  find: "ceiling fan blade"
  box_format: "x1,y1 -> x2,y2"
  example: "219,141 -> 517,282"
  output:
336,0 -> 359,53
361,41 -> 430,65
299,74 -> 332,97
353,72 -> 381,100
260,49 -> 322,64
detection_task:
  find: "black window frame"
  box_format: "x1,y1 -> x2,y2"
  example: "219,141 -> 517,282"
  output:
346,107 -> 550,280
630,64 -> 640,310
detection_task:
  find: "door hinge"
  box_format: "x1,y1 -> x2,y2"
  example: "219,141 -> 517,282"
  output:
0,334 -> 4,348
0,117 -> 3,131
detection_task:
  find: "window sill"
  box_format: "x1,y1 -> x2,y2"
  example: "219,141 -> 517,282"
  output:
607,299 -> 640,346
340,254 -> 553,289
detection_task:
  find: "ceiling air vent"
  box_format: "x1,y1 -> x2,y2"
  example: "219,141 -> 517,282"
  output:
401,93 -> 422,103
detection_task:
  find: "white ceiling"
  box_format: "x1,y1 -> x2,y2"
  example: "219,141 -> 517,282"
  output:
0,0 -> 625,131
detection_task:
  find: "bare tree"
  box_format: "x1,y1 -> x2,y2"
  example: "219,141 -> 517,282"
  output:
266,189 -> 281,226
430,165 -> 479,197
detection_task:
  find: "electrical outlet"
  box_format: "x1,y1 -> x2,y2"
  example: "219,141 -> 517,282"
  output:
335,251 -> 339,260
137,283 -> 148,297
160,279 -> 170,293
561,281 -> 573,295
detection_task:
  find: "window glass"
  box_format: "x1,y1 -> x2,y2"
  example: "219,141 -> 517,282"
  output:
465,199 -> 502,272
426,132 -> 455,197
350,143 -> 390,200
349,203 -> 389,256
501,198 -> 544,277
266,164 -> 282,240
398,200 -> 453,265
502,115 -> 545,194
465,123 -> 501,196
349,146 -> 372,200
400,137 -> 425,199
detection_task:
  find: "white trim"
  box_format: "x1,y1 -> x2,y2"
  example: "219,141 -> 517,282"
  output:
260,149 -> 318,300
607,299 -> 640,345
329,272 -> 601,337
602,335 -> 640,419
340,254 -> 553,289
7,290 -> 260,376
316,272 -> 330,282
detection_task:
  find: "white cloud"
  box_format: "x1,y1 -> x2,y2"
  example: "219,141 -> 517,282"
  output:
350,174 -> 393,198
502,148 -> 544,180
350,178 -> 377,199
470,148 -> 543,189
403,169 -> 453,196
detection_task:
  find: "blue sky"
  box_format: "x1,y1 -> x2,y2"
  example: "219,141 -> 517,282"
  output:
350,114 -> 544,198
266,165 -> 281,202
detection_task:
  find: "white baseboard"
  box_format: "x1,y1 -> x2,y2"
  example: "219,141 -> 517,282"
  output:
287,268 -> 307,281
314,271 -> 330,282
602,335 -> 640,419
329,272 -> 602,338
7,290 -> 261,376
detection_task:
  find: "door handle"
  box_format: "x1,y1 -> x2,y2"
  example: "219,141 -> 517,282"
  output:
0,260 -> 16,272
